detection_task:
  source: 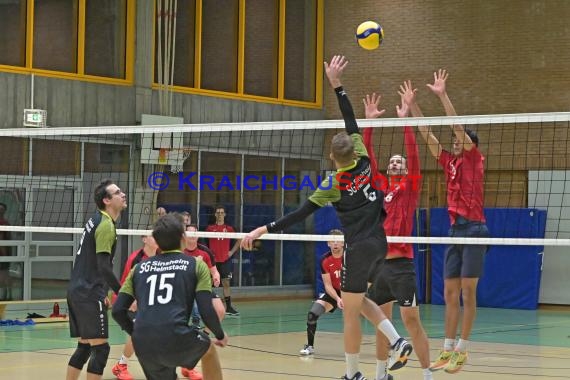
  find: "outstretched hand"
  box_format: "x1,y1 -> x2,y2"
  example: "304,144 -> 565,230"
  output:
426,69 -> 449,96
362,93 -> 386,119
398,80 -> 417,107
324,55 -> 349,88
241,226 -> 267,251
396,96 -> 410,118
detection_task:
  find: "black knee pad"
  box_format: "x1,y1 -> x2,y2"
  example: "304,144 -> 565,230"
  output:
87,343 -> 110,375
68,342 -> 91,370
307,302 -> 326,324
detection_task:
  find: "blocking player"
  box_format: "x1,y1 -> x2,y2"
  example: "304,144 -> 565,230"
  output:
416,70 -> 489,374
363,85 -> 433,380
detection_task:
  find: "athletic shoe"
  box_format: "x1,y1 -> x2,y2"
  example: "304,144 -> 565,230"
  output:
180,367 -> 203,380
341,371 -> 367,380
376,375 -> 393,380
111,363 -> 134,380
429,350 -> 453,371
226,305 -> 240,316
387,337 -> 413,371
444,350 -> 468,374
299,344 -> 314,355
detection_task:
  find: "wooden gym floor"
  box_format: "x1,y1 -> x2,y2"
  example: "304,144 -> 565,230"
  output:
1,300 -> 569,379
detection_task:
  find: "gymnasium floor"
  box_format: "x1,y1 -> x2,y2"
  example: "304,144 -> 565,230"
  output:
1,300 -> 569,379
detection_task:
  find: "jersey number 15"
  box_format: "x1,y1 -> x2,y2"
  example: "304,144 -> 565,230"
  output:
146,273 -> 175,305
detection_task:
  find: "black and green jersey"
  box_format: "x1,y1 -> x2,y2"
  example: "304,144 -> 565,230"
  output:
120,251 -> 212,333
68,210 -> 117,299
309,133 -> 386,243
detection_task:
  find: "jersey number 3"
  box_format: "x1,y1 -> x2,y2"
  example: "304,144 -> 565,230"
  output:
146,273 -> 175,305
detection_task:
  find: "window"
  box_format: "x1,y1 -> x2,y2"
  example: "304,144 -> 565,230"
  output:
244,0 -> 279,98
33,0 -> 79,73
0,0 -> 26,67
153,0 -> 323,108
85,0 -> 127,78
284,0 -> 317,102
0,0 -> 133,83
200,0 -> 239,92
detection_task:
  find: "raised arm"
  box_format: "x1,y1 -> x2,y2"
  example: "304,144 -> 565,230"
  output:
324,55 -> 359,135
400,80 -> 442,159
427,69 -> 474,151
362,92 -> 386,175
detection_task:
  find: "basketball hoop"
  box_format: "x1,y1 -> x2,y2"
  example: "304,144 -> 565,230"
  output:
170,148 -> 192,173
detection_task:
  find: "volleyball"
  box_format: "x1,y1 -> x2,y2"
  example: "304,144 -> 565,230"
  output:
355,21 -> 383,50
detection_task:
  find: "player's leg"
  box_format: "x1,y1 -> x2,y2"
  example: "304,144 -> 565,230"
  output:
446,223 -> 488,374
112,336 -> 135,380
431,243 -> 462,371
365,259 -> 412,373
112,310 -> 136,380
375,302 -> 393,380
388,259 -> 432,379
200,343 -> 223,380
66,298 -> 90,380
300,297 -> 335,355
182,293 -> 225,379
218,261 -> 238,316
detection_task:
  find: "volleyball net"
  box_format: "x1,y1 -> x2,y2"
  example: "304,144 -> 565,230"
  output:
0,112 -> 569,305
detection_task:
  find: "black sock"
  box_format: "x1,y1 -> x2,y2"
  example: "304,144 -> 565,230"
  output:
225,296 -> 231,308
307,324 -> 317,346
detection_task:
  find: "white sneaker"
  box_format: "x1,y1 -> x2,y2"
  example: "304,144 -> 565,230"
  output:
299,344 -> 314,355
387,337 -> 413,371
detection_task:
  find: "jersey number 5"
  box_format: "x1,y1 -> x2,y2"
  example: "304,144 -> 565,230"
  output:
146,273 -> 175,305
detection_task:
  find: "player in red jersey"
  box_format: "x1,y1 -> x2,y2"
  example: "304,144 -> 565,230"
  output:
416,70 -> 489,374
111,232 -> 158,380
363,86 -> 433,380
181,224 -> 225,380
206,205 -> 241,316
299,229 -> 344,356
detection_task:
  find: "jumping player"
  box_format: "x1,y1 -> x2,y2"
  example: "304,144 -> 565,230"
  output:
363,84 -> 434,380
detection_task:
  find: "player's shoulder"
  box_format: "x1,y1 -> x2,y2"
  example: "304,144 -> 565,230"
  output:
320,251 -> 333,263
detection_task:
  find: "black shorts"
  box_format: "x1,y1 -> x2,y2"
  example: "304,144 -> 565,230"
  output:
216,260 -> 232,280
133,327 -> 211,380
367,258 -> 418,307
342,234 -> 387,293
445,221 -> 489,279
317,289 -> 341,312
67,295 -> 108,339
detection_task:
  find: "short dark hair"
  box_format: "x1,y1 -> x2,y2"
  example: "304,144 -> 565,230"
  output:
153,213 -> 185,251
214,205 -> 225,212
94,179 -> 115,210
454,129 -> 479,147
0,202 -> 6,210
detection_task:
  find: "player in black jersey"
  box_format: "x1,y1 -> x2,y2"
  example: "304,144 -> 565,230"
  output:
242,56 -> 412,380
113,213 -> 228,380
66,179 -> 127,380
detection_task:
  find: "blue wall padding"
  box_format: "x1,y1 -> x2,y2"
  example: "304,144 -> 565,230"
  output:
430,208 -> 546,310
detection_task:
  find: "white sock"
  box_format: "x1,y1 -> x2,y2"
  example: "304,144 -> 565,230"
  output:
423,367 -> 434,379
376,360 -> 387,380
377,319 -> 400,346
444,338 -> 455,351
455,338 -> 469,352
118,355 -> 128,365
345,353 -> 359,378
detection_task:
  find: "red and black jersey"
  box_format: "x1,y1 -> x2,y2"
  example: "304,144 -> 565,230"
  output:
320,251 -> 343,291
